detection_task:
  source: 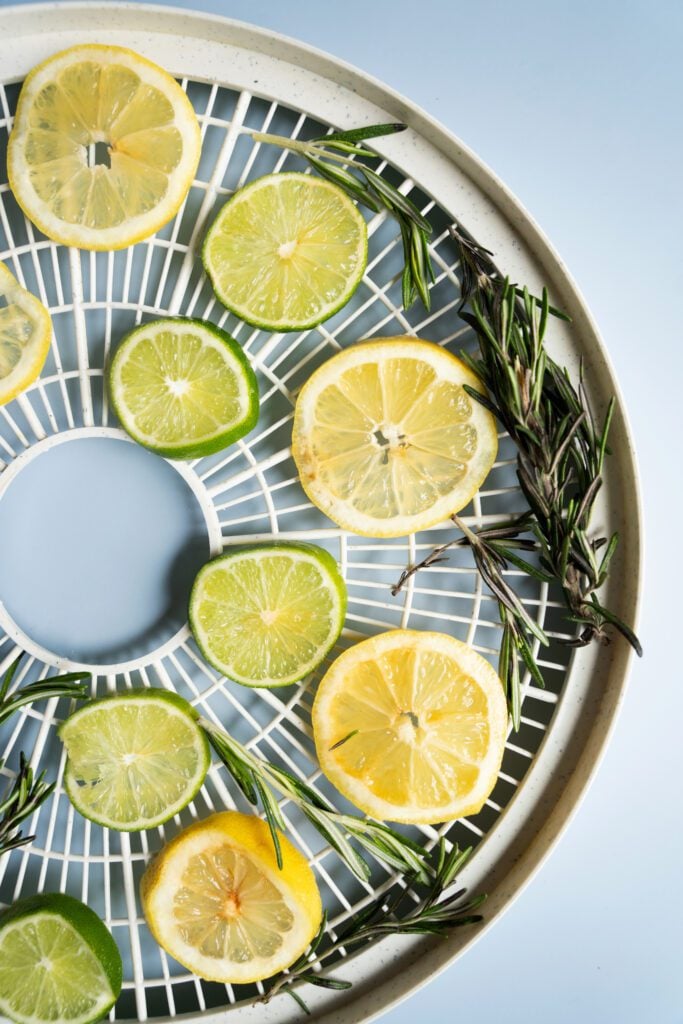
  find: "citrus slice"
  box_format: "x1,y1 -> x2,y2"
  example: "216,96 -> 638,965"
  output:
141,811 -> 322,983
108,317 -> 259,459
292,338 -> 498,537
8,44 -> 201,250
202,172 -> 367,331
59,689 -> 210,831
0,893 -> 122,1024
0,262 -> 51,406
313,629 -> 507,824
189,542 -> 347,687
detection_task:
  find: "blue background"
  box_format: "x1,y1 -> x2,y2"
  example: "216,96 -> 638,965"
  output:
1,1 -> 681,1021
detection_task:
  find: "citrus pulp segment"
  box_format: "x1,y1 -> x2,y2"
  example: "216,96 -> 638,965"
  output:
0,262 -> 52,406
141,811 -> 322,983
202,172 -> 368,331
313,629 -> 508,823
59,689 -> 210,830
7,44 -> 201,250
0,893 -> 122,1024
292,338 -> 498,537
189,543 -> 347,687
108,317 -> 259,458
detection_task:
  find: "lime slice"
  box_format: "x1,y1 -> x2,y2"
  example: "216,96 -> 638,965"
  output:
0,893 -> 122,1024
202,172 -> 368,331
109,317 -> 259,459
0,262 -> 52,406
189,542 -> 347,687
59,689 -> 210,830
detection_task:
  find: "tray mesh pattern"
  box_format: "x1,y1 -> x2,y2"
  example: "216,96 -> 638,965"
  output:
0,75 -> 574,1019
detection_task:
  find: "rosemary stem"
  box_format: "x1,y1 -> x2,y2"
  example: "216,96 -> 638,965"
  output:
250,132 -> 358,165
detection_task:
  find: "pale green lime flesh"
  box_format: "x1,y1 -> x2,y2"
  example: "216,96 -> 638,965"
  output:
190,543 -> 347,687
60,691 -> 210,830
0,912 -> 116,1024
202,173 -> 368,331
109,317 -> 258,459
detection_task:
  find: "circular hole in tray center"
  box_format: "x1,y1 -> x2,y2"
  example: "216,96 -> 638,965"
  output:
0,435 -> 210,666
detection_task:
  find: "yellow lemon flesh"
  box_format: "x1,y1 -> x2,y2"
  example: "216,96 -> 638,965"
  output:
0,262 -> 51,405
292,338 -> 498,537
141,812 -> 322,984
313,629 -> 508,824
8,44 -> 201,250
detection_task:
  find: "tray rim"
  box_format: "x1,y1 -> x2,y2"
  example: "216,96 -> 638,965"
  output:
0,4 -> 644,1022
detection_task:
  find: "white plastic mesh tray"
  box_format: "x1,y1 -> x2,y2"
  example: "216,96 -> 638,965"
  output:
0,6 -> 641,1023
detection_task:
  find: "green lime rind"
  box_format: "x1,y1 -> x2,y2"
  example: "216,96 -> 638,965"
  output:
202,172 -> 368,333
0,892 -> 122,1024
109,316 -> 259,460
59,689 -> 210,832
189,542 -> 348,688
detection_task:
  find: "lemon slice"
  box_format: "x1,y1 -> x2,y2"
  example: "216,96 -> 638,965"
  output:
59,689 -> 210,831
0,262 -> 51,406
8,44 -> 201,250
202,172 -> 367,331
109,317 -> 259,459
0,893 -> 122,1024
190,543 -> 347,687
313,629 -> 507,824
141,811 -> 322,984
292,338 -> 498,537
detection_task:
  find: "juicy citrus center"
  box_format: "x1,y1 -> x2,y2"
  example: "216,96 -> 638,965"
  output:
326,646 -> 491,807
191,548 -> 345,686
203,172 -> 367,330
61,697 -> 208,828
116,327 -> 245,445
174,845 -> 294,961
277,240 -> 298,259
166,377 -> 190,397
309,356 -> 477,520
24,59 -> 184,229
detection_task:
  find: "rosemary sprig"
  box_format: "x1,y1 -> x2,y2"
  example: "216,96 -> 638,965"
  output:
392,513 -> 551,727
0,657 -> 90,727
0,753 -> 54,856
395,225 -> 641,723
202,720 -> 429,884
451,224 -> 642,658
262,838 -> 485,1012
252,123 -> 436,310
0,656 -> 90,856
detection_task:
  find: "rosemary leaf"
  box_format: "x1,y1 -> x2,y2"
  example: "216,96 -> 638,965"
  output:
316,123 -> 407,144
253,776 -> 284,870
0,754 -> 54,857
328,730 -> 359,751
285,989 -> 312,1015
296,975 -> 352,991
